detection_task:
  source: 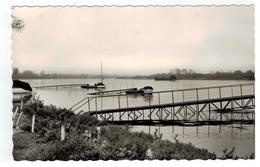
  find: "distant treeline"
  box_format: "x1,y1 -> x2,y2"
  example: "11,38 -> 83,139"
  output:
174,70 -> 255,80
116,70 -> 255,80
12,67 -> 254,80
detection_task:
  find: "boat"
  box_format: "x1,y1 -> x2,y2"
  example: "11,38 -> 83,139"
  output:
140,86 -> 153,94
125,88 -> 143,94
81,62 -> 106,89
125,86 -> 153,95
13,80 -> 32,103
96,61 -> 106,89
80,84 -> 97,89
80,82 -> 105,89
95,82 -> 105,89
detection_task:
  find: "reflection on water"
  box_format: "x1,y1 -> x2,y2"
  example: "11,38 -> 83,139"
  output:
26,79 -> 255,157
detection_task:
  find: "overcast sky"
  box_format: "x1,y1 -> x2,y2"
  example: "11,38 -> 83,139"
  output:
12,6 -> 254,75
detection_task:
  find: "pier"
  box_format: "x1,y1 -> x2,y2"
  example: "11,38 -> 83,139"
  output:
33,83 -> 85,89
70,83 -> 255,126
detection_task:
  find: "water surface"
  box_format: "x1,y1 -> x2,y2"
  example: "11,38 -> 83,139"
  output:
26,79 -> 254,157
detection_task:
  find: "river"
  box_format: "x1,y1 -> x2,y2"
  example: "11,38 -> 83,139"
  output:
25,78 -> 255,157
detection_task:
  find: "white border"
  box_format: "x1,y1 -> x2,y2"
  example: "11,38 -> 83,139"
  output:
0,0 -> 258,167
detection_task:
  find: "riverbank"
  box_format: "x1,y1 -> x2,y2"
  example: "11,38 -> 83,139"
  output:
13,98 -> 254,160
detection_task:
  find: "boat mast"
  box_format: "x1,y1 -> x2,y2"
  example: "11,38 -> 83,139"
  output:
101,61 -> 103,83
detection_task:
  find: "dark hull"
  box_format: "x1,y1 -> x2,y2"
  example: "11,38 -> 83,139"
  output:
125,90 -> 144,95
81,85 -> 97,89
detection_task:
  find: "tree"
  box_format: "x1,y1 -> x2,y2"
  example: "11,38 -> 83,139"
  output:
174,68 -> 181,75
12,67 -> 20,79
245,70 -> 254,80
180,69 -> 187,75
12,15 -> 25,32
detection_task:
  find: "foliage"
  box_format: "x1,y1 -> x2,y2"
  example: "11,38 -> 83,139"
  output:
21,97 -> 98,141
13,98 -> 253,160
12,67 -> 254,80
152,140 -> 216,160
12,15 -> 25,32
220,147 -> 255,160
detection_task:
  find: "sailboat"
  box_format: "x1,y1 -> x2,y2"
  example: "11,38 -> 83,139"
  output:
94,62 -> 105,89
81,62 -> 106,89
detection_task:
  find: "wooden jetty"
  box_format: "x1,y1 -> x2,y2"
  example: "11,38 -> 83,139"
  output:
33,83 -> 85,89
69,83 -> 255,126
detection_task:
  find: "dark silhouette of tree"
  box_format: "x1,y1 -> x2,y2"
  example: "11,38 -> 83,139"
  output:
12,67 -> 20,79
12,15 -> 25,32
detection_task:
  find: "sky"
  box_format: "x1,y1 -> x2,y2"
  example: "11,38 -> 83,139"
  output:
12,6 -> 254,75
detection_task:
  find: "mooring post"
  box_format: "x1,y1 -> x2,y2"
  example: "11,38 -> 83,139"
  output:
61,123 -> 65,141
31,115 -> 35,133
13,105 -> 19,120
16,97 -> 24,128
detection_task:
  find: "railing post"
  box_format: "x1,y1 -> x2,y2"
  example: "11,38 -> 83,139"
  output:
171,91 -> 175,120
207,88 -> 210,99
219,87 -> 222,98
95,97 -> 97,111
126,94 -> 129,108
240,84 -> 244,128
196,89 -> 199,117
231,86 -> 234,120
158,93 -> 162,120
171,91 -> 175,133
195,89 -> 199,135
158,93 -> 161,105
208,102 -> 211,121
240,84 -> 244,106
95,97 -> 98,119
196,88 -> 199,101
253,83 -> 255,95
182,90 -> 187,120
118,96 -> 121,120
149,94 -> 152,121
88,97 -> 91,112
118,96 -> 121,108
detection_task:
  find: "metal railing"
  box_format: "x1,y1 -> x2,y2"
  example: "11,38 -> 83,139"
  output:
70,83 -> 254,113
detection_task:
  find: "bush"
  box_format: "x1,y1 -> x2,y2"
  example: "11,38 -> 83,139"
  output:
152,140 -> 216,160
15,98 -> 233,160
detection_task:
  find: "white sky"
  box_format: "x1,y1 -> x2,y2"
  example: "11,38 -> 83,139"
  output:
12,6 -> 254,75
